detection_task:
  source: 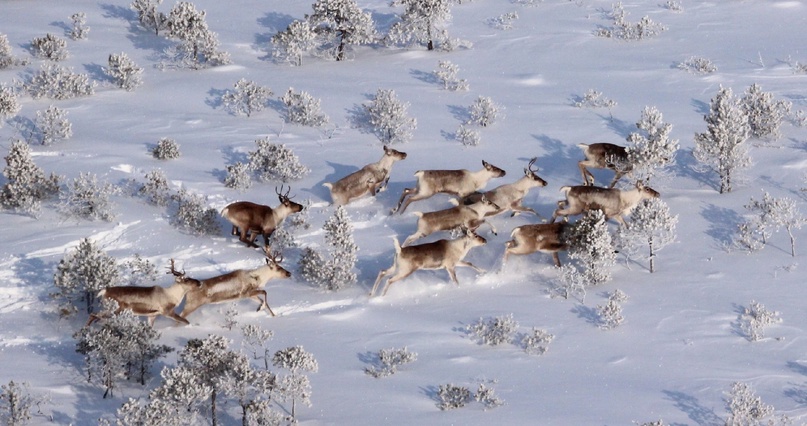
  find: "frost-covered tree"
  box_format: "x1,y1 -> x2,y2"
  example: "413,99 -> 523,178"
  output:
25,64 -> 95,100
364,347 -> 417,378
53,238 -> 119,316
300,206 -> 358,291
241,324 -> 274,370
105,52 -> 143,91
280,87 -> 329,127
57,172 -> 118,222
297,246 -> 329,288
455,124 -> 481,147
573,89 -> 617,115
615,198 -> 677,273
31,33 -> 68,61
36,105 -> 72,145
597,289 -> 627,330
224,162 -> 252,191
566,209 -> 616,286
70,13 -> 90,40
152,137 -> 180,160
247,137 -> 310,182
137,169 -> 172,206
466,314 -> 519,346
0,380 -> 49,426
272,345 -> 318,421
436,384 -> 471,410
140,366 -> 211,425
596,2 -> 666,41
519,327 -> 554,355
219,355 -> 277,426
163,1 -> 230,69
724,382 -> 773,425
178,335 -> 243,426
474,381 -> 504,410
434,60 -> 469,91
488,11 -> 519,30
467,96 -> 502,127
694,86 -> 751,194
0,85 -> 21,126
131,0 -> 167,35
362,88 -> 416,144
0,33 -> 29,69
119,254 -> 159,286
1,140 -> 60,216
308,0 -> 377,61
221,79 -> 273,117
677,56 -> 717,74
738,300 -> 781,342
271,19 -> 318,66
170,187 -> 219,235
741,83 -> 792,141
625,106 -> 679,184
550,263 -> 587,302
738,191 -> 805,256
388,0 -> 452,51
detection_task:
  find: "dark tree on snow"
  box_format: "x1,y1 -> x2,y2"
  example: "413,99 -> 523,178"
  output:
308,0 -> 377,61
388,0 -> 452,51
1,139 -> 60,216
53,237 -> 119,316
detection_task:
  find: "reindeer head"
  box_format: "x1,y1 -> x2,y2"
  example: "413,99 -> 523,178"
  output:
166,259 -> 202,288
523,157 -> 548,186
383,145 -> 408,161
482,160 -> 507,178
276,185 -> 304,214
635,181 -> 660,199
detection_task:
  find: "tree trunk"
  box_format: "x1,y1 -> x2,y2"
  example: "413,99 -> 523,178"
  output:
788,226 -> 796,257
648,238 -> 655,273
211,389 -> 218,426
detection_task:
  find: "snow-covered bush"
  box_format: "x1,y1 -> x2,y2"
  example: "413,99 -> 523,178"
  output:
724,382 -> 774,425
364,347 -> 418,378
694,86 -> 751,194
58,172 -> 117,222
566,209 -> 616,286
436,384 -> 471,410
163,1 -> 230,69
615,198 -> 677,273
131,0 -> 167,35
736,191 -> 805,256
0,33 -> 29,69
70,12 -> 90,40
434,60 -> 469,91
1,139 -> 60,216
0,380 -> 49,425
36,105 -> 72,145
488,11 -> 519,30
137,169 -> 172,206
466,314 -> 519,346
388,0 -> 452,51
455,124 -> 481,146
170,187 -> 219,235
119,254 -> 159,286
738,300 -> 781,342
597,289 -> 627,330
31,33 -> 68,60
297,246 -> 329,288
474,382 -> 504,410
247,137 -> 310,182
467,95 -> 502,127
308,0 -> 376,61
272,345 -> 318,420
625,106 -> 679,184
0,85 -> 21,125
105,52 -> 143,91
298,206 -> 358,291
664,1 -> 683,12
53,238 -> 120,316
222,79 -> 273,117
240,323 -> 274,370
224,161 -> 252,191
280,87 -> 329,127
550,263 -> 587,302
677,56 -> 717,74
25,64 -> 95,100
596,2 -> 666,41
574,88 -> 617,111
152,137 -> 180,160
361,88 -> 417,145
271,19 -> 317,66
741,83 -> 792,141
519,327 -> 555,355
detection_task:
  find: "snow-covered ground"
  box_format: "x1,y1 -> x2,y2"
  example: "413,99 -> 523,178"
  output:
2,0 -> 807,424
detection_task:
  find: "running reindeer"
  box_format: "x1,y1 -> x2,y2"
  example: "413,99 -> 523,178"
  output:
577,143 -> 632,188
222,185 -> 304,248
502,222 -> 569,268
551,181 -> 659,226
323,145 -> 407,205
460,157 -> 547,217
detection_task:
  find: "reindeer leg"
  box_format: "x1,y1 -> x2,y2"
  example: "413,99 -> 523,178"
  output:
402,232 -> 423,247
371,265 -> 395,297
456,261 -> 485,274
446,267 -> 460,285
165,311 -> 191,325
394,187 -> 414,213
381,269 -> 415,296
231,225 -> 239,236
251,290 -> 275,316
551,252 -> 562,267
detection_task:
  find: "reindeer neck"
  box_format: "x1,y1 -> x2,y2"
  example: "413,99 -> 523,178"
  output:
165,282 -> 191,302
376,154 -> 399,172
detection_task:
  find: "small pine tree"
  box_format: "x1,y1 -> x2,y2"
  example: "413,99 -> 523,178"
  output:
455,124 -> 481,146
271,19 -> 317,66
25,64 -> 95,100
280,87 -> 329,127
36,105 -> 72,145
0,380 -> 49,426
388,0 -> 452,51
224,162 -> 252,191
738,191 -> 805,256
138,169 -> 172,206
131,0 -> 167,35
299,206 -> 360,291
247,137 -> 310,182
364,347 -> 417,378
436,384 -> 471,410
53,238 -> 120,316
31,33 -> 68,61
152,137 -> 180,160
519,327 -> 554,355
1,139 -> 60,216
57,172 -> 118,222
0,85 -> 21,126
164,1 -> 230,69
434,60 -> 469,91
308,0 -> 376,61
694,86 -> 751,194
363,88 -> 417,145
105,52 -> 144,91
70,12 -> 90,40
240,323 -> 274,370
742,83 -> 791,141
738,300 -> 781,342
0,33 -> 30,69
597,289 -> 627,330
566,209 -> 616,286
297,246 -> 329,288
178,335 -> 243,426
119,254 -> 159,286
615,198 -> 677,273
625,106 -> 679,184
724,382 -> 774,426
217,355 -> 276,426
466,314 -> 519,346
272,346 -> 318,421
467,96 -> 502,127
221,79 -> 273,117
170,187 -> 219,235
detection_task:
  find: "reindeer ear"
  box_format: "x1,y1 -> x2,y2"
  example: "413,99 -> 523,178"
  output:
483,160 -> 490,168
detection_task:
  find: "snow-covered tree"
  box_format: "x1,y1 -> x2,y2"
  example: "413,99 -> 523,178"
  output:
0,33 -> 29,69
741,83 -> 792,141
36,105 -> 72,145
25,64 -> 95,100
131,0 -> 167,35
299,206 -> 358,291
224,162 -> 252,191
625,106 -> 679,184
434,60 -> 469,91
152,137 -> 180,160
247,137 -> 310,182
550,263 -> 587,302
31,33 -> 68,61
466,314 -> 519,346
362,88 -> 416,144
271,19 -> 317,66
1,139 -> 60,216
388,0 -> 452,51
596,2 -> 666,41
53,238 -> 119,316
217,353 -> 276,425
566,209 -> 616,286
474,381 -> 504,410
164,1 -> 230,69
694,86 -> 751,194
455,124 -> 481,147
488,11 -> 519,30
119,254 -> 159,286
597,289 -> 627,330
0,380 -> 49,426
0,85 -> 21,126
70,13 -> 90,40
364,347 -> 417,378
57,172 -> 118,222
170,187 -> 219,236
436,384 -> 471,410
738,191 -> 805,257
221,79 -> 273,117
677,56 -> 717,74
105,52 -> 143,91
240,323 -> 274,371
724,382 -> 773,425
467,96 -> 502,127
272,345 -> 318,421
738,300 -> 781,342
308,0 -> 377,61
297,246 -> 329,289
519,327 -> 554,355
615,198 -> 677,273
144,366 -> 211,424
137,169 -> 172,206
280,87 -> 329,127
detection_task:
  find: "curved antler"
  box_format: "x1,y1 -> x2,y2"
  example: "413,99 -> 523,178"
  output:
524,157 -> 538,175
263,245 -> 283,264
166,258 -> 186,277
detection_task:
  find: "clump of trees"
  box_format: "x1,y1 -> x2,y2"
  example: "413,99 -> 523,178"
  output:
297,206 -> 358,291
1,139 -> 60,216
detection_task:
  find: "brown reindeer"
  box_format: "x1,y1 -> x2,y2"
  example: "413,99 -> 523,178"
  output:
394,160 -> 506,214
323,145 -> 407,205
180,247 -> 291,319
86,259 -> 202,327
402,196 -> 500,246
460,157 -> 547,217
577,143 -> 632,188
551,181 -> 659,226
370,228 -> 488,297
221,185 -> 304,248
502,222 -> 569,268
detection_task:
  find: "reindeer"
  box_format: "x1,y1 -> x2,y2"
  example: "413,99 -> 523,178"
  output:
323,145 -> 407,206
460,157 -> 547,217
551,181 -> 660,226
370,228 -> 488,297
393,160 -> 506,214
402,196 -> 500,247
222,185 -> 304,248
86,259 -> 202,327
180,247 -> 291,319
577,143 -> 632,188
502,222 -> 569,268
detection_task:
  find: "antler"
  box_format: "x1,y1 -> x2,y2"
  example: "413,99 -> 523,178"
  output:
166,258 -> 186,277
276,184 -> 294,200
263,245 -> 283,264
524,157 -> 538,174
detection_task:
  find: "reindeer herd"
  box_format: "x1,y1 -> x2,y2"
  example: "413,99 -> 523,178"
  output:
86,142 -> 660,327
